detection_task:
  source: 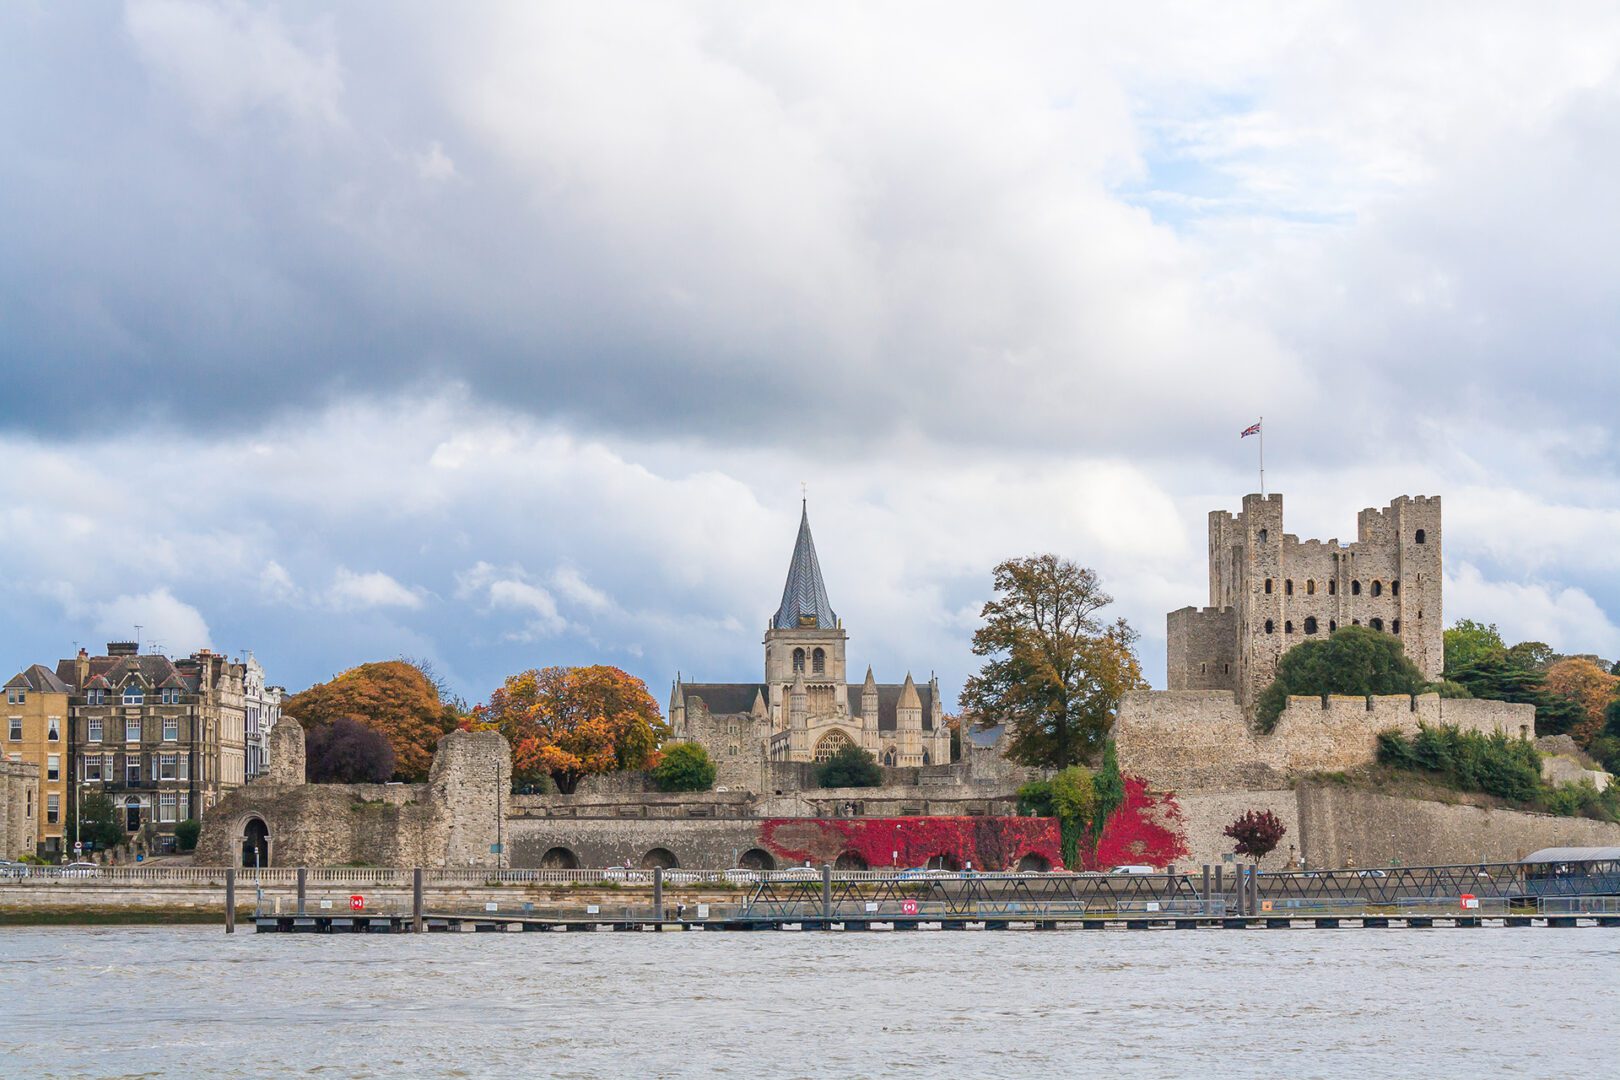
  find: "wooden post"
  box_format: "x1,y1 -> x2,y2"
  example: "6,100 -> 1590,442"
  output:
821,863 -> 832,925
225,868 -> 236,934
1214,865 -> 1224,913
653,866 -> 663,923
1251,865 -> 1262,915
412,867 -> 424,933
297,866 -> 307,916
1202,865 -> 1212,916
1234,865 -> 1245,916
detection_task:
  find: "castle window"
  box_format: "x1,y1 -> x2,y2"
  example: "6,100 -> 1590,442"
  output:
792,648 -> 805,673
1351,580 -> 1361,596
1415,529 -> 1426,545
1392,619 -> 1401,634
728,744 -> 739,757
1304,617 -> 1318,635
1329,580 -> 1337,596
1265,579 -> 1273,595
812,648 -> 826,675
1285,579 -> 1294,596
1223,663 -> 1230,674
1370,617 -> 1384,632
1306,580 -> 1316,595
1258,529 -> 1268,543
1352,619 -> 1360,626
883,747 -> 897,767
1329,620 -> 1337,632
1264,620 -> 1274,634
922,751 -> 931,766
1392,580 -> 1401,596
1371,580 -> 1383,597
1200,662 -> 1207,675
1285,621 -> 1294,634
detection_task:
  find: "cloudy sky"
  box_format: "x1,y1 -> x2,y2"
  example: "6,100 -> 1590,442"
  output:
4,1 -> 1619,705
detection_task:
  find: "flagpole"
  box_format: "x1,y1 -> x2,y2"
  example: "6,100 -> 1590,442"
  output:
1258,416 -> 1265,497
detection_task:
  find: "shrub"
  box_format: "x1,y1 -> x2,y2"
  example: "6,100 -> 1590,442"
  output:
816,744 -> 883,788
651,742 -> 716,792
1377,724 -> 1542,803
174,818 -> 201,852
1223,808 -> 1287,864
1543,780 -> 1603,818
1016,779 -> 1054,817
1256,625 -> 1427,731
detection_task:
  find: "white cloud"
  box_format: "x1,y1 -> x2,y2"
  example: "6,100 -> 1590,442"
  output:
327,568 -> 424,612
1447,563 -> 1620,659
93,588 -> 212,655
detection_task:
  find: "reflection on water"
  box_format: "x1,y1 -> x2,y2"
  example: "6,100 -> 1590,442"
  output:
1,926 -> 1616,1078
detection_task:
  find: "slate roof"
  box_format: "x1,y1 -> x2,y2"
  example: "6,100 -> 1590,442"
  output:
771,502 -> 838,630
4,664 -> 71,693
681,681 -> 938,731
680,683 -> 769,716
849,683 -> 937,732
56,654 -> 195,693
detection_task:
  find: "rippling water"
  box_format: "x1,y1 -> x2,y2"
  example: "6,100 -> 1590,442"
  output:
1,926 -> 1615,1078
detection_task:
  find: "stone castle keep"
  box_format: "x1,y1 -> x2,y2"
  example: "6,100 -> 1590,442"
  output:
1168,494 -> 1443,713
669,502 -> 951,775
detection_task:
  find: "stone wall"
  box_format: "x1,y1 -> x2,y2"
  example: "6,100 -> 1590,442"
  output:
1114,690 -> 1533,791
261,720 -> 304,785
1175,788 -> 1305,872
0,760 -> 39,860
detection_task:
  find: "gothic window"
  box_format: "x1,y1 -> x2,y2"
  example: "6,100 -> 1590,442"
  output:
1351,580 -> 1361,596
1264,620 -> 1274,634
883,747 -> 897,767
792,648 -> 805,673
1304,617 -> 1318,635
1415,529 -> 1426,545
1285,621 -> 1294,634
1392,580 -> 1401,596
812,648 -> 826,675
1370,617 -> 1384,632
1392,619 -> 1401,634
1306,580 -> 1316,595
1329,580 -> 1337,596
1265,579 -> 1273,595
1371,580 -> 1383,597
1285,579 -> 1294,596
813,730 -> 853,763
922,751 -> 931,766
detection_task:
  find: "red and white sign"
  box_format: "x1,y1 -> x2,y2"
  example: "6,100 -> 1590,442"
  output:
1460,894 -> 1478,910
901,899 -> 919,916
349,894 -> 365,911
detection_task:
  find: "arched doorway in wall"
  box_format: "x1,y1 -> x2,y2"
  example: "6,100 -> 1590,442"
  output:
834,851 -> 869,871
240,816 -> 270,869
925,853 -> 961,871
640,847 -> 679,870
1016,852 -> 1052,873
738,848 -> 776,871
540,847 -> 580,869
814,730 -> 853,763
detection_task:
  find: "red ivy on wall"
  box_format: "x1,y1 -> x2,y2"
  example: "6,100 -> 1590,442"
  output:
1086,777 -> 1190,871
760,816 -> 1062,871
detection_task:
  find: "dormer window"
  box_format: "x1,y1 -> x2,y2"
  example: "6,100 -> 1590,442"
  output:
5,689 -> 23,705
123,686 -> 144,706
160,687 -> 181,705
86,688 -> 105,706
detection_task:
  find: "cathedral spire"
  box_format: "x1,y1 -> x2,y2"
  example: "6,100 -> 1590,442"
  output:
771,499 -> 838,630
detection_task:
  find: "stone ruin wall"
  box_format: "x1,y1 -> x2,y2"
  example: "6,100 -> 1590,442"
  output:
1113,690 -> 1534,793
0,760 -> 39,860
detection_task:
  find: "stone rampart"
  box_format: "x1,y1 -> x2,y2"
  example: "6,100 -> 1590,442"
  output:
1114,690 -> 1533,792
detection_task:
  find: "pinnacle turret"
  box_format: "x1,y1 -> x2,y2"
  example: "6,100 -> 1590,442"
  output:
771,501 -> 838,630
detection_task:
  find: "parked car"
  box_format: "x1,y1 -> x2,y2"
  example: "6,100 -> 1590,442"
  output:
1109,865 -> 1157,875
0,860 -> 28,879
60,862 -> 99,878
601,866 -> 649,884
722,868 -> 761,885
776,866 -> 821,881
661,869 -> 700,884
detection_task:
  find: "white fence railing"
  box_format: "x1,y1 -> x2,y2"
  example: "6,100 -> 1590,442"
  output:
0,865 -> 996,888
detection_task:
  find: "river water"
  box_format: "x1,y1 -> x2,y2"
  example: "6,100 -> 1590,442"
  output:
1,926 -> 1614,1077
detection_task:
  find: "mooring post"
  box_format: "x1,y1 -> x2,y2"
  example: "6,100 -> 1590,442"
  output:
821,863 -> 832,926
1251,865 -> 1262,914
1215,865 -> 1224,913
297,866 -> 307,916
653,866 -> 664,923
1202,865 -> 1212,915
412,867 -> 424,933
225,868 -> 236,934
1235,865 -> 1246,916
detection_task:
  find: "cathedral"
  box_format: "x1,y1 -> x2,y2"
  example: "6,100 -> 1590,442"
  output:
670,503 -> 951,771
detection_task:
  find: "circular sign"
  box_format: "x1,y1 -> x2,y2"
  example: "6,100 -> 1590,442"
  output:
349,894 -> 365,911
901,899 -> 919,916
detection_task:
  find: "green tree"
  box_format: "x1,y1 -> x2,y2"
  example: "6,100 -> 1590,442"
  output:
1092,740 -> 1125,848
1256,625 -> 1427,731
652,742 -> 717,792
1443,619 -> 1505,677
65,792 -> 124,853
960,555 -> 1146,769
1505,640 -> 1557,671
1449,652 -> 1586,737
173,818 -> 201,852
1048,766 -> 1097,869
816,743 -> 883,788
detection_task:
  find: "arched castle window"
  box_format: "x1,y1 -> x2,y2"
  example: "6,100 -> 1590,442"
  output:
1329,620 -> 1337,632
1264,620 -> 1274,634
922,750 -> 931,766
1285,621 -> 1294,634
1304,617 -> 1318,635
1351,580 -> 1361,596
813,730 -> 852,763
1265,579 -> 1273,595
1329,580 -> 1337,596
1371,580 -> 1383,597
1370,617 -> 1384,632
1392,580 -> 1401,596
1285,579 -> 1294,596
812,648 -> 826,675
792,648 -> 805,673
1415,529 -> 1426,544
883,747 -> 897,767
728,744 -> 739,757
1392,619 -> 1401,634
1306,580 -> 1316,595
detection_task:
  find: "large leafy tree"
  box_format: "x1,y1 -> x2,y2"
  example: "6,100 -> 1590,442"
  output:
477,665 -> 664,794
960,555 -> 1146,768
1256,625 -> 1426,730
816,743 -> 883,788
305,717 -> 396,783
65,791 -> 124,852
283,660 -> 461,782
1443,619 -> 1505,677
1224,809 -> 1287,864
652,742 -> 717,792
1449,651 -> 1585,738
1544,659 -> 1620,747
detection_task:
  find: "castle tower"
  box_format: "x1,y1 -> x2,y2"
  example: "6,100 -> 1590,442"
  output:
860,665 -> 879,742
896,672 -> 923,766
668,675 -> 686,733
764,500 -> 848,718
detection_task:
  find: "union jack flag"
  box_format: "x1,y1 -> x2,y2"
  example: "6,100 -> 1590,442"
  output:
1240,421 -> 1262,438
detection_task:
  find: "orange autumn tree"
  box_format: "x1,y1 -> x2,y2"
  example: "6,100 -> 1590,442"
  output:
476,666 -> 665,793
282,660 -> 463,782
1544,658 -> 1620,747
